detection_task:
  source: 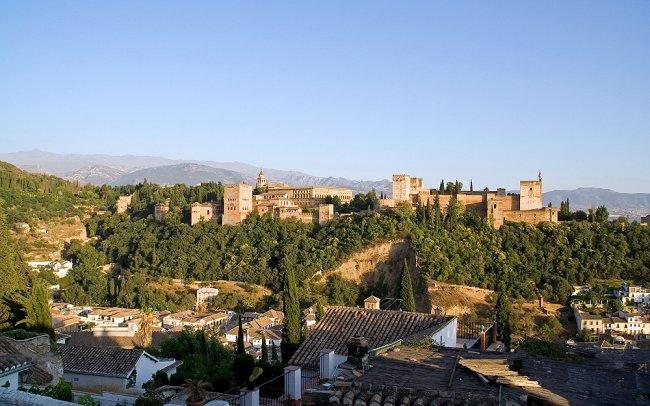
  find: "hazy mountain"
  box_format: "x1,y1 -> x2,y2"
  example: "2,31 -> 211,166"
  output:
0,149 -> 175,174
113,163 -> 252,186
544,188 -> 650,219
66,165 -> 126,185
0,150 -> 392,194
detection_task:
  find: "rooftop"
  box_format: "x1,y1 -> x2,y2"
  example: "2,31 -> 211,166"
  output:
289,306 -> 453,366
53,344 -> 144,378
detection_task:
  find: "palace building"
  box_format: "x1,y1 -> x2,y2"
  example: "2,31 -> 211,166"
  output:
381,173 -> 558,228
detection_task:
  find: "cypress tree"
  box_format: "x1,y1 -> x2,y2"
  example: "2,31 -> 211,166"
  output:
316,301 -> 325,321
470,179 -> 473,192
236,314 -> 245,355
399,259 -> 416,312
261,337 -> 269,363
495,291 -> 513,350
433,193 -> 442,231
439,179 -> 445,193
281,266 -> 301,363
271,341 -> 278,362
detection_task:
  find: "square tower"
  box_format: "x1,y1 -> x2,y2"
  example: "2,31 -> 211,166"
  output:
222,183 -> 253,225
519,178 -> 543,211
392,174 -> 411,202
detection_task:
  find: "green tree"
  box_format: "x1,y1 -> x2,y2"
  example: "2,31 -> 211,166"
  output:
236,315 -> 245,355
399,260 -> 416,312
595,206 -> 609,223
261,336 -> 269,363
281,266 -> 301,363
495,291 -> 513,350
16,281 -> 53,337
315,300 -> 325,321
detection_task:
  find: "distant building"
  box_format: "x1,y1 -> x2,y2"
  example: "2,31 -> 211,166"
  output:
154,199 -> 170,222
363,295 -> 381,310
381,172 -> 558,229
573,307 -> 650,336
265,185 -> 352,206
27,260 -> 73,279
641,215 -> 649,225
196,287 -> 219,307
616,284 -> 650,304
222,183 -> 253,225
190,202 -> 222,225
116,195 -> 133,214
256,169 -> 267,190
162,310 -> 228,331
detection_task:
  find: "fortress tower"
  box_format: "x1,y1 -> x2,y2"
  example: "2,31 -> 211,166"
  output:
222,183 -> 253,225
519,172 -> 543,211
392,174 -> 423,202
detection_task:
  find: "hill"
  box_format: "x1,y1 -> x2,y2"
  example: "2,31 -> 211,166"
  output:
112,163 -> 252,186
544,188 -> 650,219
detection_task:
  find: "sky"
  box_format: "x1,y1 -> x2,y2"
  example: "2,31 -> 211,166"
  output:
1,1 -> 649,192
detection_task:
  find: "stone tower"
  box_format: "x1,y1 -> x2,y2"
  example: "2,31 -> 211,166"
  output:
256,170 -> 267,190
222,183 -> 253,225
519,173 -> 543,211
392,174 -> 411,202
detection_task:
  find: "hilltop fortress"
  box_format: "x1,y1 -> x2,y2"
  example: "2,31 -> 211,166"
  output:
117,170 -> 557,229
136,170 -> 348,226
380,173 -> 558,228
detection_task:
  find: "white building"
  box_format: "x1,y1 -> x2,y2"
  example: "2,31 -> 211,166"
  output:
616,285 -> 650,304
196,287 -> 219,307
27,260 -> 73,278
53,345 -> 180,394
162,310 -> 228,331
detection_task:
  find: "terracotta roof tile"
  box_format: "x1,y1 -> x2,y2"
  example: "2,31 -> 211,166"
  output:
289,306 -> 453,366
53,344 -> 143,378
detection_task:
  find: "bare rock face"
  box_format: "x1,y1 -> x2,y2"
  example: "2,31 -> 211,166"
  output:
328,239 -> 414,286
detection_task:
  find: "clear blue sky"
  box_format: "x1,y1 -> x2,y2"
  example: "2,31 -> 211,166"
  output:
1,1 -> 648,192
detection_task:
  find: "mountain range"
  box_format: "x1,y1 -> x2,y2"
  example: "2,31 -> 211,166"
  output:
1,150 -> 648,219
0,150 -> 393,195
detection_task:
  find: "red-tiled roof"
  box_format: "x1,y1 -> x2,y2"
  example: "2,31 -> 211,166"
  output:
289,306 -> 453,366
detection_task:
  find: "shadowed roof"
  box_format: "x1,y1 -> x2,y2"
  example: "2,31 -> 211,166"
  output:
53,345 -> 144,378
289,306 -> 453,366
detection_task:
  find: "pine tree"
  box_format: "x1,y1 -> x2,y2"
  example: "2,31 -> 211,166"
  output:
236,314 -> 245,355
399,259 -> 416,312
281,266 -> 301,363
261,337 -> 269,363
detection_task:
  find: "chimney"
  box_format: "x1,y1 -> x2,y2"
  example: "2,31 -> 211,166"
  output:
347,336 -> 370,370
433,306 -> 443,317
364,295 -> 381,310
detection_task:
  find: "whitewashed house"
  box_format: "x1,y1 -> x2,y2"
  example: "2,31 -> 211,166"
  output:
53,345 -> 181,394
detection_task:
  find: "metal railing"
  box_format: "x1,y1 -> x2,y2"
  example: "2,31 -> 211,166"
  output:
257,372 -> 287,406
300,367 -> 320,391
